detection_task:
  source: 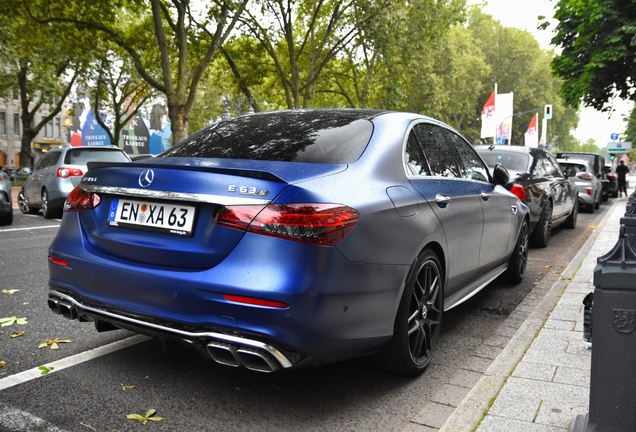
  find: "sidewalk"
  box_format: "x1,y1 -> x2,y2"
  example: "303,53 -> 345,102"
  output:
433,195 -> 626,432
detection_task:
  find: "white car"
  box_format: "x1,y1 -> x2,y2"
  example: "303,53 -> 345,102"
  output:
558,158 -> 603,213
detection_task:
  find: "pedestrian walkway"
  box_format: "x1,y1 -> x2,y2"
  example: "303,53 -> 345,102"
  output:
430,195 -> 627,432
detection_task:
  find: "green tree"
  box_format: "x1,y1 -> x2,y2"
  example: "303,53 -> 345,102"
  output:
85,48 -> 158,147
0,0 -> 92,167
551,0 -> 636,111
465,8 -> 579,146
27,0 -> 249,143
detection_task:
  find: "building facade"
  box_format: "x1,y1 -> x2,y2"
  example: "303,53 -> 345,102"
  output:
0,97 -> 68,169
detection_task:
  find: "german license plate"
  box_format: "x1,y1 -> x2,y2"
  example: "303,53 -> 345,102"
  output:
107,198 -> 196,236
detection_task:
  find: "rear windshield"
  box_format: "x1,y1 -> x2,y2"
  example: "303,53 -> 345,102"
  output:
161,110 -> 376,164
64,148 -> 130,164
478,151 -> 530,173
560,163 -> 587,176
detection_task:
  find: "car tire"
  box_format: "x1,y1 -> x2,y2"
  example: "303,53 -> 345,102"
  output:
17,189 -> 38,215
504,218 -> 529,284
41,189 -> 60,219
530,200 -> 552,248
374,248 -> 443,377
563,201 -> 577,229
0,209 -> 12,226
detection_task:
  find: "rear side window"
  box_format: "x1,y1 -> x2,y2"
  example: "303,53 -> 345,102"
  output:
64,148 -> 130,164
162,110 -> 376,164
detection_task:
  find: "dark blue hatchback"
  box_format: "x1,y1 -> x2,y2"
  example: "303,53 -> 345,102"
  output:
48,109 -> 529,376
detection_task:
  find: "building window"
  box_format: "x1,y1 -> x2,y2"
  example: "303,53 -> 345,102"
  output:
46,121 -> 52,137
54,117 -> 60,138
0,112 -> 6,135
13,113 -> 19,136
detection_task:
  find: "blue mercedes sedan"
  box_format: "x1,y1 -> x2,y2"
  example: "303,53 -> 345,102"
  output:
48,109 -> 529,377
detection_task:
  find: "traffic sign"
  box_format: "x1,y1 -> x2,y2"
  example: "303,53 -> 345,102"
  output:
611,133 -> 619,141
607,141 -> 632,153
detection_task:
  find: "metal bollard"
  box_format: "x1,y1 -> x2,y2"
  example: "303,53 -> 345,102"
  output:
571,225 -> 636,432
624,193 -> 636,247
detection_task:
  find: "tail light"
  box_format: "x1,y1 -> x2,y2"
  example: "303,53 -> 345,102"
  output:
607,173 -> 617,180
215,203 -> 359,246
57,167 -> 84,178
64,186 -> 101,212
509,184 -> 527,202
577,172 -> 593,181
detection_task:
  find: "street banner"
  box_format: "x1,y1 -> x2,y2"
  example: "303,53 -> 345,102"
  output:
524,113 -> 539,148
481,89 -> 496,138
495,92 -> 514,144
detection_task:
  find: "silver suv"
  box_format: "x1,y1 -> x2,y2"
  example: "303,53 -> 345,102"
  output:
18,145 -> 130,219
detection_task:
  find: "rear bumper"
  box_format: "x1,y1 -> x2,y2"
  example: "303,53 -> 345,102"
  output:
48,213 -> 408,362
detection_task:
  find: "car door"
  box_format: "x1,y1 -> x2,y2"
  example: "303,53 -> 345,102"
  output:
406,122 -> 484,296
25,151 -> 59,204
543,152 -> 571,218
447,131 -> 513,272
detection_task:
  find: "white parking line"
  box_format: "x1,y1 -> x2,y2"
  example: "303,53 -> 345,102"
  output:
0,225 -> 60,233
0,335 -> 150,391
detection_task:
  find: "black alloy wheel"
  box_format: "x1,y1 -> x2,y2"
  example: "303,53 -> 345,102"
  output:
377,248 -> 444,377
505,218 -> 529,284
531,200 -> 552,248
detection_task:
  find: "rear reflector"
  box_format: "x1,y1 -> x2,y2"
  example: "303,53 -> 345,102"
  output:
510,184 -> 527,202
215,203 -> 359,246
223,294 -> 288,308
49,256 -> 68,266
64,186 -> 101,212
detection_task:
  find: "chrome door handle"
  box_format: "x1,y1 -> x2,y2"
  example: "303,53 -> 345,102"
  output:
435,193 -> 451,208
480,191 -> 490,201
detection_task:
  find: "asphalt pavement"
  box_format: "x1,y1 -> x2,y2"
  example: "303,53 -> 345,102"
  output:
402,181 -> 633,432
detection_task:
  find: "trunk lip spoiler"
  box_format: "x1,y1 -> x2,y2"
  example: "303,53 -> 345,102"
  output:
80,184 -> 271,206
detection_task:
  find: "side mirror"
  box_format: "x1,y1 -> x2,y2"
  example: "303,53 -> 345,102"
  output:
492,162 -> 510,186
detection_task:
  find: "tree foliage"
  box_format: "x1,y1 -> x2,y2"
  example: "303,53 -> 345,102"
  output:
0,0 -> 94,167
27,0 -> 249,143
551,0 -> 636,111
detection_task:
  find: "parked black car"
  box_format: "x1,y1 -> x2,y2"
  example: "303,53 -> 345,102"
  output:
1,167 -> 16,182
556,152 -> 608,201
477,145 -> 578,247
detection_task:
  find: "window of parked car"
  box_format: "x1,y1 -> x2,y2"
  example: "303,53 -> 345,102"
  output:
412,123 -> 462,178
64,148 -> 130,164
161,111 -> 375,164
34,151 -> 61,171
404,130 -> 431,177
447,132 -> 489,182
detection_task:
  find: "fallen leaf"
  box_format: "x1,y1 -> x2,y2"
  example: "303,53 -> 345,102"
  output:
120,384 -> 137,391
127,409 -> 164,425
0,316 -> 28,327
38,365 -> 54,375
23,302 -> 29,306
544,265 -> 553,269
0,361 -> 5,368
38,338 -> 72,350
2,289 -> 19,295
10,331 -> 25,338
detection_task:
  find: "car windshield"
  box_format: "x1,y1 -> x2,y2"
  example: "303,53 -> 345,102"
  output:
161,110 -> 376,164
478,151 -> 530,173
64,148 -> 130,164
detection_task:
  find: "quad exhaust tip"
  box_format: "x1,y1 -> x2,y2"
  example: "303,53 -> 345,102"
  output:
47,292 -> 290,373
47,297 -> 78,320
206,341 -> 282,373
